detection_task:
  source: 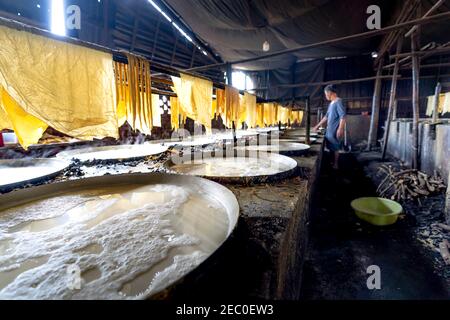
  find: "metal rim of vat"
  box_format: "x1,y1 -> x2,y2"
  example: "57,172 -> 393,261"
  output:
283,132 -> 319,138
234,142 -> 311,156
164,151 -> 299,185
0,173 -> 240,300
279,137 -> 318,144
55,144 -> 169,163
0,158 -> 71,193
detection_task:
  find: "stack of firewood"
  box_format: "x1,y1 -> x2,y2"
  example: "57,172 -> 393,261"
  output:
377,165 -> 447,201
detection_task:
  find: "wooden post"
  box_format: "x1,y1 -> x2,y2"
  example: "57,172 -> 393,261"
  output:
305,97 -> 311,145
432,82 -> 442,123
226,63 -> 233,86
382,38 -> 403,160
411,31 -> 420,169
367,61 -> 383,150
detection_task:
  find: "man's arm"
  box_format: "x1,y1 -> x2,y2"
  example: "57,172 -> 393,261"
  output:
313,116 -> 327,131
336,99 -> 347,139
336,117 -> 346,139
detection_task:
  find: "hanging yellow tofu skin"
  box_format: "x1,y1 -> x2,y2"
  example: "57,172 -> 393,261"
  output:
225,86 -> 240,128
216,88 -> 226,122
245,93 -> 257,128
0,25 -> 118,142
0,99 -> 12,130
0,86 -> 48,149
170,96 -> 180,130
256,103 -> 265,128
238,94 -> 247,126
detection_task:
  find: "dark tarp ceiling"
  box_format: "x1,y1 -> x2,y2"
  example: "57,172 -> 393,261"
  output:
164,0 -> 400,71
164,0 -> 450,103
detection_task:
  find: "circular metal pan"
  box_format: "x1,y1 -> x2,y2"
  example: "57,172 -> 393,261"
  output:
253,127 -> 280,134
161,137 -> 217,148
235,142 -> 311,156
0,158 -> 70,192
0,173 -> 239,300
283,130 -> 319,138
166,152 -> 298,184
279,137 -> 318,144
56,144 -> 169,163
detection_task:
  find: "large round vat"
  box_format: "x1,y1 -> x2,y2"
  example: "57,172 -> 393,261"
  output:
166,152 -> 298,184
0,173 -> 239,300
56,144 -> 168,163
0,159 -> 70,193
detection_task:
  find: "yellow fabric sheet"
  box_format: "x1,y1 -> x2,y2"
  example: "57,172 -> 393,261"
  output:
171,75 -> 195,120
443,92 -> 450,115
170,96 -> 188,130
216,88 -> 226,116
212,99 -> 217,119
291,111 -> 304,125
0,86 -> 48,148
171,74 -> 213,132
187,74 -> 213,133
277,106 -> 290,125
0,24 -> 118,146
115,56 -> 153,134
170,96 -> 180,130
256,103 -> 265,128
0,97 -> 12,130
225,86 -> 240,128
426,93 -> 447,116
238,94 -> 247,125
263,103 -> 276,126
245,93 -> 257,128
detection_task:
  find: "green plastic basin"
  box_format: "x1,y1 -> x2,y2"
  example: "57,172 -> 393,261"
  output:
350,197 -> 403,226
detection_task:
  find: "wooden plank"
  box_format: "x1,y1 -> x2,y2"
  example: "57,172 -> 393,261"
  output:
367,62 -> 384,149
382,37 -> 403,160
411,31 -> 420,169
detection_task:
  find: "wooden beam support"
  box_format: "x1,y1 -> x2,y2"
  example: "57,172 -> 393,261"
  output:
251,75 -> 396,91
404,0 -> 446,37
151,16 -> 162,60
130,18 -> 139,51
382,38 -> 403,160
226,63 -> 233,86
170,34 -> 179,67
367,61 -> 384,150
411,31 -> 421,169
389,47 -> 450,59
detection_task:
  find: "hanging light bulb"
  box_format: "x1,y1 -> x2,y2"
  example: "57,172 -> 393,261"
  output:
263,40 -> 270,52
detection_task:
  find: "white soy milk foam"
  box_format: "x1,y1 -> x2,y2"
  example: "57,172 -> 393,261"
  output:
170,156 -> 291,177
0,183 -> 229,299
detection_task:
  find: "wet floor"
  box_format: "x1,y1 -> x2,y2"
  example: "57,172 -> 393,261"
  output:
300,152 -> 450,300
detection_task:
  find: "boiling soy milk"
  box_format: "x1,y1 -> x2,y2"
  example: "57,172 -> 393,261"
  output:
170,156 -> 294,177
0,183 -> 229,299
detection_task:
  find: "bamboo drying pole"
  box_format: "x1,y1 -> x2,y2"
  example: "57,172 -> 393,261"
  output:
410,30 -> 421,170
367,61 -> 384,150
382,37 -> 403,160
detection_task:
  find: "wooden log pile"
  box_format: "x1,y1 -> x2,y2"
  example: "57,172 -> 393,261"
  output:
377,165 -> 447,202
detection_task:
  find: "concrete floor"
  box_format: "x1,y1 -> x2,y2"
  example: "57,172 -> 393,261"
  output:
300,152 -> 450,300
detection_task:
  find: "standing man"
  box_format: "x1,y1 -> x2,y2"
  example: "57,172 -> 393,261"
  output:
313,84 -> 346,169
